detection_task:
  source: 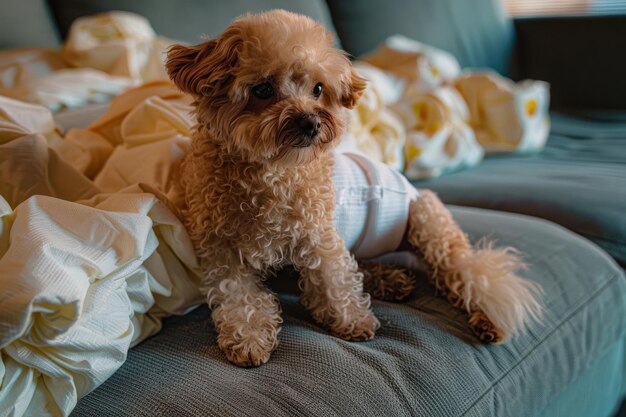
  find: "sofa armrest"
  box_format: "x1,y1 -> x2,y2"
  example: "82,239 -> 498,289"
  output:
511,15 -> 626,113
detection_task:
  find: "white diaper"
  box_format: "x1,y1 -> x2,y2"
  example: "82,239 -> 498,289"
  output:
333,151 -> 419,259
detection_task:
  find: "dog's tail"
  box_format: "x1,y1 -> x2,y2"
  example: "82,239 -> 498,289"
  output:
407,190 -> 543,343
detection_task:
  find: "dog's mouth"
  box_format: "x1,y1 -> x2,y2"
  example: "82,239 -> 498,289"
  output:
283,132 -> 319,149
271,128 -> 326,165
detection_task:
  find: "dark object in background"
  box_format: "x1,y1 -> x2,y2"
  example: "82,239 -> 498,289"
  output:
512,15 -> 626,114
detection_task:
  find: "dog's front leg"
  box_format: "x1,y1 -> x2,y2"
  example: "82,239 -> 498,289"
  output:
205,261 -> 282,367
297,224 -> 380,341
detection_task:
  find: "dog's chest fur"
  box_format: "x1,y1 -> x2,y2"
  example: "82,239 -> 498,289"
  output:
181,141 -> 336,272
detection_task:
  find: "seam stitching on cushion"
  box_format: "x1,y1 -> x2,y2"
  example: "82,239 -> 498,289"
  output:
460,271 -> 624,417
578,233 -> 626,253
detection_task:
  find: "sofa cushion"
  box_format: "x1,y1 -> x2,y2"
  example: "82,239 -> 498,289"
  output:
419,113 -> 626,267
325,0 -> 514,75
72,207 -> 626,417
48,0 -> 337,44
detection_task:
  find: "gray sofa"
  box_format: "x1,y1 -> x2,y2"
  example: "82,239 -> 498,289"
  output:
2,1 -> 626,416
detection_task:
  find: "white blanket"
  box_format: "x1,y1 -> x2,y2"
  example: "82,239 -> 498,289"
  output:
0,89 -> 205,417
0,191 -> 202,417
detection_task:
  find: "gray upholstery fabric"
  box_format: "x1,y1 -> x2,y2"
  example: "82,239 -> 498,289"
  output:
418,114 -> 626,267
325,0 -> 514,74
539,339 -> 626,417
47,0 -> 336,44
72,208 -> 626,417
0,0 -> 60,48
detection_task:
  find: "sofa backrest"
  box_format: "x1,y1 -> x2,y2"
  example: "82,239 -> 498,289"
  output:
47,0 -> 337,46
326,0 -> 514,74
0,0 -> 60,48
1,0 -> 515,75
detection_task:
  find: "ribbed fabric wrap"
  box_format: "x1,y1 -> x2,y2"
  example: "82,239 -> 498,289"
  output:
333,152 -> 419,258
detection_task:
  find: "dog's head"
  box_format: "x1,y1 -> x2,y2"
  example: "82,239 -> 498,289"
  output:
166,10 -> 365,166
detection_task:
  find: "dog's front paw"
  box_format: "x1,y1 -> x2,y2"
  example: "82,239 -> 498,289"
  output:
217,326 -> 279,367
213,302 -> 281,367
219,336 -> 276,367
330,310 -> 380,341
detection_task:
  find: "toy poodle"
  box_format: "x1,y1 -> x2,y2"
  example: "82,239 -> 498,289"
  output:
166,10 -> 542,367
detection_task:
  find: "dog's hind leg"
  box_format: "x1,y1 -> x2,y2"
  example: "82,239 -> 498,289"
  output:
406,190 -> 542,344
359,261 -> 415,302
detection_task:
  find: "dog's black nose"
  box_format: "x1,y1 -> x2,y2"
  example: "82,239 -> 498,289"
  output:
296,115 -> 321,137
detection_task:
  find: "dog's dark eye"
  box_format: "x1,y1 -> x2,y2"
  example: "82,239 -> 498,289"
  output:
252,82 -> 274,99
313,82 -> 323,98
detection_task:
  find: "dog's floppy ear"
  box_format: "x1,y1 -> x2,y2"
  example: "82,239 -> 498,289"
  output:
341,68 -> 367,109
166,43 -> 203,94
166,26 -> 243,96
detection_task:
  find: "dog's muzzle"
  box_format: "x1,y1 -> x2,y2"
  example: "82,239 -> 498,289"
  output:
279,113 -> 325,149
295,114 -> 321,139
